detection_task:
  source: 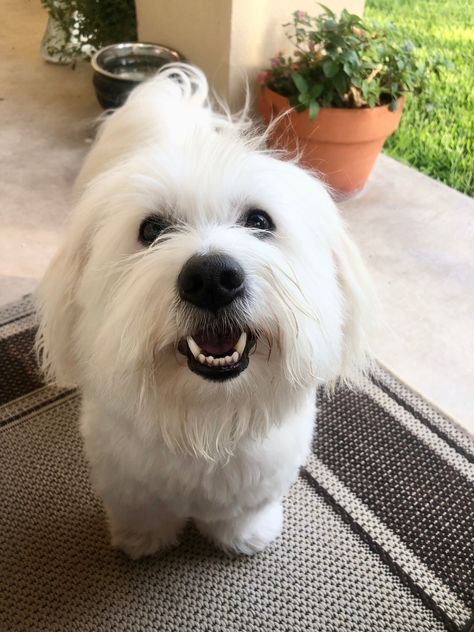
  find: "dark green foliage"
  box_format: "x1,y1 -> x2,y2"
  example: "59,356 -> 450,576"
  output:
41,0 -> 137,62
261,5 -> 447,122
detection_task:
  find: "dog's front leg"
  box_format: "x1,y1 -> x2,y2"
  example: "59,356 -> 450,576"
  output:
80,403 -> 186,559
196,500 -> 283,555
103,493 -> 187,560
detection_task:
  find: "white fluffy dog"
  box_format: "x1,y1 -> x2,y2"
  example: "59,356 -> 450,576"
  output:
36,65 -> 374,559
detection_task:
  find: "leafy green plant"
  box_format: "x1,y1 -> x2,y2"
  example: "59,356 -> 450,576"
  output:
259,4 -> 447,120
41,0 -> 137,63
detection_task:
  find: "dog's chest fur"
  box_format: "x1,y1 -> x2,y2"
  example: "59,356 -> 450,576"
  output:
81,392 -> 315,523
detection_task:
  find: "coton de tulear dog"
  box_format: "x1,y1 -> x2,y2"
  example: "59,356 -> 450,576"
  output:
36,65 -> 375,559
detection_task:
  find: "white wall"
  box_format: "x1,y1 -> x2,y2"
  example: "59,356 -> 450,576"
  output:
136,0 -> 365,107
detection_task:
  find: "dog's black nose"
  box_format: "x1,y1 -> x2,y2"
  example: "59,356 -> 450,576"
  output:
178,254 -> 245,310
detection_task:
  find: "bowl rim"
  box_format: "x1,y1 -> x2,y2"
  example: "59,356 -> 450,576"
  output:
91,42 -> 184,82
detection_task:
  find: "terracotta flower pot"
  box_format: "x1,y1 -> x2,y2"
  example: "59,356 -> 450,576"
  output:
258,86 -> 404,198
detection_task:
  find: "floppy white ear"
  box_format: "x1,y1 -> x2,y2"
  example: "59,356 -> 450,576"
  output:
35,223 -> 90,386
333,229 -> 378,385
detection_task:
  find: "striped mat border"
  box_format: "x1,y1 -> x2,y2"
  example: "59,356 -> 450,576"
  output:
1,295 -> 473,632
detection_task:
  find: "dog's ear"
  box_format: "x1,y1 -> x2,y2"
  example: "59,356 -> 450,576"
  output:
333,229 -> 377,385
35,219 -> 91,386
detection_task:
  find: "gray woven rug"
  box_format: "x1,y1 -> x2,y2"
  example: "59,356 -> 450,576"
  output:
1,296 -> 473,632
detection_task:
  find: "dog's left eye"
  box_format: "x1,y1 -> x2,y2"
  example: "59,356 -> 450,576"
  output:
243,209 -> 275,234
139,216 -> 169,246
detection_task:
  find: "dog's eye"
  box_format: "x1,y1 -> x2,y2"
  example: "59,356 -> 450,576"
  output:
244,210 -> 275,235
139,216 -> 169,246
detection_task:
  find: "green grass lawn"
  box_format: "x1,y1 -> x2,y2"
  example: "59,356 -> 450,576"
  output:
365,0 -> 474,196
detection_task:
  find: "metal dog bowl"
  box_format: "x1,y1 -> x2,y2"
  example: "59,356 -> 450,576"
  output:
91,42 -> 185,109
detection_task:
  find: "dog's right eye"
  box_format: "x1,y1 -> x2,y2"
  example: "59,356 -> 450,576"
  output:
138,216 -> 169,246
243,209 -> 275,236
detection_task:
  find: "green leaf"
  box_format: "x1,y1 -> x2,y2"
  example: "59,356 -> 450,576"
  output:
298,92 -> 310,105
361,80 -> 369,99
308,100 -> 320,121
288,95 -> 299,108
342,50 -> 359,65
329,35 -> 347,48
317,3 -> 336,19
340,8 -> 350,22
309,83 -> 324,99
322,60 -> 340,78
367,94 -> 377,108
333,71 -> 348,95
291,72 -> 308,94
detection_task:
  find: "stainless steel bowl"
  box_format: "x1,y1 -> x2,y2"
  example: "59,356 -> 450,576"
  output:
91,42 -> 185,109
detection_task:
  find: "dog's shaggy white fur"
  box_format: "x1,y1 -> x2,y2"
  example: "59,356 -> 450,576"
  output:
36,65 -> 375,558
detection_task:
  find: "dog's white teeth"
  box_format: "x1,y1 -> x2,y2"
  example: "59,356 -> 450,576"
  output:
187,336 -> 202,359
186,336 -> 243,368
234,331 -> 247,355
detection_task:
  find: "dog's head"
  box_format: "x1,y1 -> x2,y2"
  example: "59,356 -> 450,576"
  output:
36,65 -> 375,458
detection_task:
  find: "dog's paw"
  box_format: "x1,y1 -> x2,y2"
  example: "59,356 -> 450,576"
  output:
110,519 -> 186,560
197,501 -> 283,556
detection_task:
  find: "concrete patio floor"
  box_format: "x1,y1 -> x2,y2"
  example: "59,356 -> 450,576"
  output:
342,159 -> 474,434
1,0 -> 473,435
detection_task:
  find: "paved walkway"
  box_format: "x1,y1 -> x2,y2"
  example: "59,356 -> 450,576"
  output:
342,157 -> 474,433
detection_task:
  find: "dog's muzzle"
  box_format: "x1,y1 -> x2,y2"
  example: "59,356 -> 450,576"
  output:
177,253 -> 255,381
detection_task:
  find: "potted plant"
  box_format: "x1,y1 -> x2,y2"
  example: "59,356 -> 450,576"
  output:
257,5 -> 443,197
40,0 -> 137,64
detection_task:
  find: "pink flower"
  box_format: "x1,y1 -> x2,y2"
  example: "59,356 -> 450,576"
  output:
271,56 -> 281,68
295,10 -> 308,21
257,71 -> 269,84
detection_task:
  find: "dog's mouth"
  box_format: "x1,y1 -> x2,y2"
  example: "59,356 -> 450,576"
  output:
178,328 -> 256,381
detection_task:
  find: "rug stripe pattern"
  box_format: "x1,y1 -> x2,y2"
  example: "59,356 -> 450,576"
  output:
314,384 -> 474,611
1,297 -> 473,632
